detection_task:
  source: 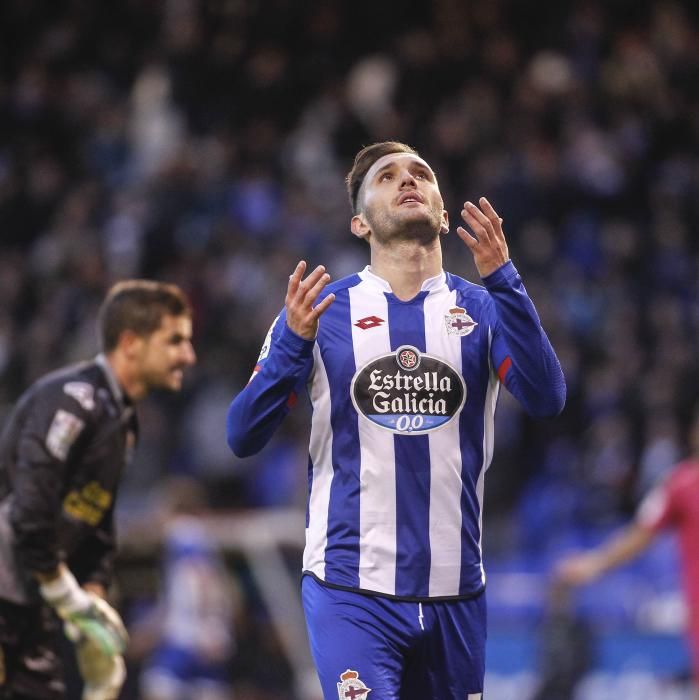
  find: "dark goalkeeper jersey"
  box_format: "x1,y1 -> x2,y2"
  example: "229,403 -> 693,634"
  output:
0,355 -> 138,605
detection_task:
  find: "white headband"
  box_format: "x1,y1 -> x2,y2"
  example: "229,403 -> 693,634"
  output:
357,153 -> 436,210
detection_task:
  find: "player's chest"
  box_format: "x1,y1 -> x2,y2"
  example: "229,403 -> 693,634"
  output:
318,295 -> 486,377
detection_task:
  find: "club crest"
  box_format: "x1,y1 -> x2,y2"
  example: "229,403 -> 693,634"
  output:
337,669 -> 371,699
444,307 -> 477,336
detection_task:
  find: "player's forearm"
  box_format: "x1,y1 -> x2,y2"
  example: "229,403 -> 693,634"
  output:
227,324 -> 313,457
483,262 -> 566,417
592,523 -> 655,575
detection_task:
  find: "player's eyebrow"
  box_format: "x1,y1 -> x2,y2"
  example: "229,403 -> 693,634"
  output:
372,160 -> 434,180
371,162 -> 396,180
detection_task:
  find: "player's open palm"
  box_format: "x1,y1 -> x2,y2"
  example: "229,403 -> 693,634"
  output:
285,261 -> 335,340
457,197 -> 510,278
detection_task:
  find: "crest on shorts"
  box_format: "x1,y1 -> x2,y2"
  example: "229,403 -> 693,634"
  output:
337,669 -> 371,699
444,307 -> 478,337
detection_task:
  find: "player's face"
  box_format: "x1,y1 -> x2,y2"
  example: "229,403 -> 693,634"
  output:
137,314 -> 196,392
356,153 -> 448,245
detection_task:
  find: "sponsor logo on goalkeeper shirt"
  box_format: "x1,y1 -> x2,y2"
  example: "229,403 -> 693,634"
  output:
63,481 -> 113,526
351,345 -> 466,435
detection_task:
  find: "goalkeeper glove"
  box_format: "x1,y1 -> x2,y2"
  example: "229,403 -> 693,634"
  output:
73,635 -> 126,700
39,567 -> 128,656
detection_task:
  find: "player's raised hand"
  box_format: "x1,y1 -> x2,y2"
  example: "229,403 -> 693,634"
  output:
285,261 -> 335,340
456,197 -> 510,278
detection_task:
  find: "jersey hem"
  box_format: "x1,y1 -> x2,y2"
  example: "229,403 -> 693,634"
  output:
301,571 -> 486,603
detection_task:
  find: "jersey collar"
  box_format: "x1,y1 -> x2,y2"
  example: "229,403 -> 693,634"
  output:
360,266 -> 446,294
95,353 -> 131,411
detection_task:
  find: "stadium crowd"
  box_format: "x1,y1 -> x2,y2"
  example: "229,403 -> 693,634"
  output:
1,0 -> 698,697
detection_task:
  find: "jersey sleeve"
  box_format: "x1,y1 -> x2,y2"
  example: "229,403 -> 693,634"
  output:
10,384 -> 93,576
226,308 -> 315,457
482,261 -> 566,417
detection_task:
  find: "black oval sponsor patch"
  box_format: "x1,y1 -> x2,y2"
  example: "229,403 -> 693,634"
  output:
351,345 -> 466,434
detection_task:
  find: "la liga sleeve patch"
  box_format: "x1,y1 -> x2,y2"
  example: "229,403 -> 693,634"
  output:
46,409 -> 85,461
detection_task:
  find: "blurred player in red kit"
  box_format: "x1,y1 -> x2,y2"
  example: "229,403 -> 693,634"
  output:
555,407 -> 699,691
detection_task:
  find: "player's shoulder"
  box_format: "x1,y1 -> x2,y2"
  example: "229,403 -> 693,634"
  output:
668,458 -> 699,489
28,360 -> 110,416
319,272 -> 363,298
445,271 -> 491,306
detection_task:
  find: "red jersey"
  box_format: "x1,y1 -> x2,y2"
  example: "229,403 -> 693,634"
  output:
637,458 -> 699,678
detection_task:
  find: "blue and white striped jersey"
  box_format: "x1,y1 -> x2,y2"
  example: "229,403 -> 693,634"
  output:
227,261 -> 565,600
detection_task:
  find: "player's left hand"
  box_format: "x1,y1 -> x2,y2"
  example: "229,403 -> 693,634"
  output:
456,197 -> 510,278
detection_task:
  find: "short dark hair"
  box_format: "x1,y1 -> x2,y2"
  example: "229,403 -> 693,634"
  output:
98,279 -> 192,352
346,141 -> 419,214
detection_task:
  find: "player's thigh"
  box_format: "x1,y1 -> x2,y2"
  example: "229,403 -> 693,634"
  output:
403,592 -> 486,700
302,576 -> 405,700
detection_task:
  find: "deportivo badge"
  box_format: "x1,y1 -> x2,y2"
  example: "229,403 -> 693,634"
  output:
351,345 -> 466,435
337,669 -> 371,700
444,307 -> 478,336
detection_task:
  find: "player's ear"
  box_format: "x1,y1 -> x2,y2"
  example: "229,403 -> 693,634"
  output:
440,210 -> 449,236
351,213 -> 371,241
118,329 -> 145,359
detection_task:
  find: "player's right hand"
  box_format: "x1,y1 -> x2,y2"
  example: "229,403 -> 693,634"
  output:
285,260 -> 335,340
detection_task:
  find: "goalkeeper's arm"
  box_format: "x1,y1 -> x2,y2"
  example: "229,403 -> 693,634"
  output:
37,563 -> 128,656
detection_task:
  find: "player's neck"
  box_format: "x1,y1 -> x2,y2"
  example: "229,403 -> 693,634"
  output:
105,352 -> 148,403
369,239 -> 443,301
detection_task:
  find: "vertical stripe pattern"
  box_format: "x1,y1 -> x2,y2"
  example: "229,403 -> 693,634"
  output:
349,284 -> 397,593
387,294 -> 431,597
424,286 -> 465,597
304,344 -> 334,579
301,269 -> 502,599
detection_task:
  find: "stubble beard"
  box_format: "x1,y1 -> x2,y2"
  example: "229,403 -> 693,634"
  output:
366,205 -> 443,247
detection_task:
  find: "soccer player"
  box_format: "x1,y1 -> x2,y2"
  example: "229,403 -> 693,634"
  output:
554,408 -> 699,690
226,141 -> 566,699
0,280 -> 196,700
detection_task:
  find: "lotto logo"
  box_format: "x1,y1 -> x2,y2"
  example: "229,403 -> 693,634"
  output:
354,316 -> 384,330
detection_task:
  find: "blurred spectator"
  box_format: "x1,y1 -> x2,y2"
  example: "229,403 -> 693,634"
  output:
133,478 -> 238,700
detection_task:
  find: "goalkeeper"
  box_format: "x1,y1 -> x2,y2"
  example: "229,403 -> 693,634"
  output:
0,280 -> 196,700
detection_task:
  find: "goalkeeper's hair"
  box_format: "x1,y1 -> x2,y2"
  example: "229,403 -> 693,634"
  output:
346,141 -> 418,214
98,280 -> 192,352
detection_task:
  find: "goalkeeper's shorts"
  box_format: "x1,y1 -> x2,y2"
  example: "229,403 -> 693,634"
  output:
0,599 -> 65,700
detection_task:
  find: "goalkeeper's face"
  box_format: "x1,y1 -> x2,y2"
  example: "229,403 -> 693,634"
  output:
136,314 -> 196,392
